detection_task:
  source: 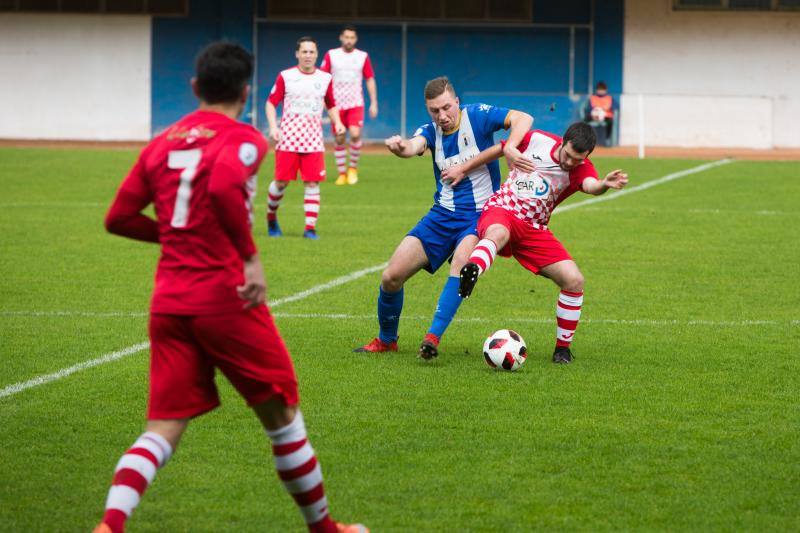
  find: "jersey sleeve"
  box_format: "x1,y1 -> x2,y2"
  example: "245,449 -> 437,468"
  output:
324,78 -> 336,109
320,52 -> 331,73
207,131 -> 268,259
570,157 -> 599,187
104,146 -> 159,243
412,123 -> 434,153
267,73 -> 285,106
470,103 -> 511,134
363,54 -> 375,79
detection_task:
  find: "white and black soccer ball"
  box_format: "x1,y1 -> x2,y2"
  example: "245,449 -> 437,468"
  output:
483,329 -> 527,371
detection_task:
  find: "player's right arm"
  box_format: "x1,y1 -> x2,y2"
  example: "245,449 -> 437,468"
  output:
265,73 -> 285,143
440,143 -> 504,187
105,149 -> 159,243
385,134 -> 426,158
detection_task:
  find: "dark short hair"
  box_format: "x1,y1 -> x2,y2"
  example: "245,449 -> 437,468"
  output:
341,25 -> 357,35
563,122 -> 597,154
424,76 -> 456,100
296,36 -> 317,51
596,81 -> 608,91
195,41 -> 253,105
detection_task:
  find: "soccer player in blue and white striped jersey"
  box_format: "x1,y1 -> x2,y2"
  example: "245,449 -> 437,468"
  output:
354,76 -> 534,358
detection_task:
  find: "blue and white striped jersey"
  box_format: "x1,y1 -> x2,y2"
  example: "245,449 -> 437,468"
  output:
413,103 -> 510,220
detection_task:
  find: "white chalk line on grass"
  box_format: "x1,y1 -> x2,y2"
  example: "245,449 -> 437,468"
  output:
0,159 -> 733,399
553,158 -> 733,214
0,263 -> 387,400
6,310 -> 793,328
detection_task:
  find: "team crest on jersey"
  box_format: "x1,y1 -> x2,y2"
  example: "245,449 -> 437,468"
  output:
238,142 -> 258,166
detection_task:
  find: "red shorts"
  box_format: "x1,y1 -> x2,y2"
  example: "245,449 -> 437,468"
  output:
147,306 -> 299,420
332,107 -> 364,133
275,150 -> 326,182
477,207 -> 572,275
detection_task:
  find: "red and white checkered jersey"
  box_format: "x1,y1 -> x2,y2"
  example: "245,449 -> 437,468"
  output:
268,67 -> 335,153
320,48 -> 374,111
485,130 -> 598,229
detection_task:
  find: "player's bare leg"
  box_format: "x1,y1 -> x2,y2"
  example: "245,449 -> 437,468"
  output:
268,180 -> 290,237
346,126 -> 362,185
539,260 -> 585,364
334,131 -> 347,185
355,236 -> 428,353
419,235 -> 479,360
459,223 -> 510,298
94,419 -> 188,533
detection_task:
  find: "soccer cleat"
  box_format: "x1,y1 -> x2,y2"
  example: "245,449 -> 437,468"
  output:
418,333 -> 440,360
353,337 -> 398,353
335,173 -> 347,185
303,229 -> 319,240
458,262 -> 481,298
92,523 -> 113,533
335,522 -> 369,533
346,167 -> 359,185
268,219 -> 283,237
553,346 -> 573,364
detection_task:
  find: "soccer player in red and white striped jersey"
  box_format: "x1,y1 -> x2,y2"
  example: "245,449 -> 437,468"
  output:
95,42 -> 366,533
451,122 -> 629,364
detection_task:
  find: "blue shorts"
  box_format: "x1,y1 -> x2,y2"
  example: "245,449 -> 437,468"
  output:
407,206 -> 479,273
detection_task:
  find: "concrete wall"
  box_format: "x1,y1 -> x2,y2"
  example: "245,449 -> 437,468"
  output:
621,0 -> 800,148
0,14 -> 151,141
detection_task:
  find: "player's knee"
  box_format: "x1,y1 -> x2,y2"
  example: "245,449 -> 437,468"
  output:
381,269 -> 404,292
562,271 -> 584,292
273,180 -> 289,191
350,131 -> 361,143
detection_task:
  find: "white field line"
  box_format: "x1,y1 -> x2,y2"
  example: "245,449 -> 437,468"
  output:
0,159 -> 732,399
553,158 -> 733,214
270,313 -> 795,328
5,310 -> 794,328
0,263 -> 387,400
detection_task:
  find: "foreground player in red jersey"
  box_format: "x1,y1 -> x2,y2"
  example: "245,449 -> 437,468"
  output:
96,42 -> 367,533
452,122 -> 628,364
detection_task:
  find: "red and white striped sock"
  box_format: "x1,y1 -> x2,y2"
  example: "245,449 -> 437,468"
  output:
334,144 -> 347,175
556,290 -> 583,348
348,141 -> 362,170
267,412 -> 336,533
469,239 -> 498,275
100,431 -> 173,533
304,184 -> 320,231
267,181 -> 285,222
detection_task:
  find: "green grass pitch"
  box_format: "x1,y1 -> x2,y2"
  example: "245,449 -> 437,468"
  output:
0,146 -> 798,531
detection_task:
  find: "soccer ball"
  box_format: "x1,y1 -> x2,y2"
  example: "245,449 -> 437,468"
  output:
591,106 -> 606,122
483,329 -> 527,371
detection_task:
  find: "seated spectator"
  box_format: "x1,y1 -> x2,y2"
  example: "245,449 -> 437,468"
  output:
584,81 -> 615,146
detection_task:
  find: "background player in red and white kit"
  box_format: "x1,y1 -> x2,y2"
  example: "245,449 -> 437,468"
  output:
320,25 -> 378,186
266,36 -> 346,240
97,42 -> 366,533
453,122 -> 629,364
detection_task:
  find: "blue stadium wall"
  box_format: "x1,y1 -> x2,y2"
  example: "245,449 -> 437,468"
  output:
152,0 -> 623,140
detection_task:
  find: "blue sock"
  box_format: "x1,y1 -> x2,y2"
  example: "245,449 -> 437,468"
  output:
428,276 -> 463,338
378,286 -> 403,343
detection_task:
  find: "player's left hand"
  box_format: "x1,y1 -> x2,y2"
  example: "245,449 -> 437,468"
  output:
504,145 -> 536,173
369,103 -> 378,119
603,169 -> 629,190
334,122 -> 346,136
238,255 -> 267,309
441,164 -> 467,187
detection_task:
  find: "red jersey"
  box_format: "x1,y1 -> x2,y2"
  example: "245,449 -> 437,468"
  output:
487,130 -> 598,229
105,110 -> 268,315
